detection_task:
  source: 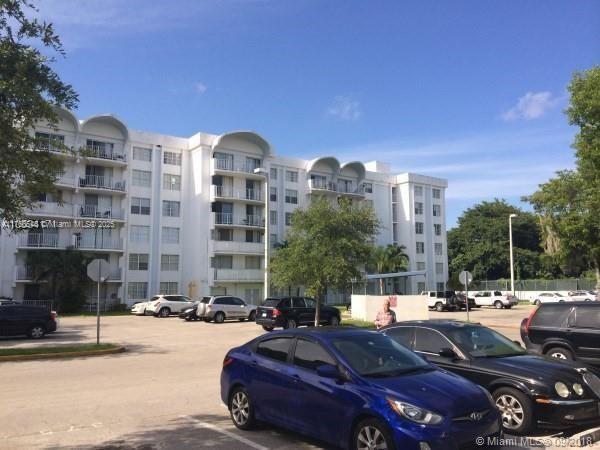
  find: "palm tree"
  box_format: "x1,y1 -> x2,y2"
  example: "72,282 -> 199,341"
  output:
368,244 -> 409,294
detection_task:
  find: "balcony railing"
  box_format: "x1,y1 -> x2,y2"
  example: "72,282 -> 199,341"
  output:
83,145 -> 127,162
245,188 -> 262,201
308,179 -> 337,192
213,159 -> 263,175
74,236 -> 123,251
213,213 -> 265,227
29,202 -> 73,217
15,265 -> 35,280
212,240 -> 264,254
18,233 -> 65,248
79,175 -> 126,192
27,202 -> 124,220
214,212 -> 233,225
54,172 -> 76,187
212,185 -> 264,202
78,204 -> 124,220
307,179 -> 365,196
214,268 -> 263,281
243,215 -> 264,227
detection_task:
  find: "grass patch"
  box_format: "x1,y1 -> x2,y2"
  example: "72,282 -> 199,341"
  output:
0,343 -> 118,357
59,311 -> 131,317
341,318 -> 375,329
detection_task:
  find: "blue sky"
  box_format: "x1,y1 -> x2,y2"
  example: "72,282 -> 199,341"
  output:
35,0 -> 599,227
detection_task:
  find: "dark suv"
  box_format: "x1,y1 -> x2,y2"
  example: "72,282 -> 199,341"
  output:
521,302 -> 600,365
255,296 -> 341,331
0,305 -> 58,339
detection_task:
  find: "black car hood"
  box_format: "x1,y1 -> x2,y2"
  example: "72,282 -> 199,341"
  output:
473,354 -> 590,384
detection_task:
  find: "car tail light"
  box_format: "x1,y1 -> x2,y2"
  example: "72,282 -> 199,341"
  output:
50,311 -> 57,321
272,308 -> 281,318
524,307 -> 538,334
223,356 -> 235,367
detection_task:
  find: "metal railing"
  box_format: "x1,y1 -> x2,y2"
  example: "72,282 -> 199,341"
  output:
308,179 -> 337,191
472,279 -> 597,292
84,145 -> 127,162
213,159 -> 262,174
79,175 -> 126,192
214,212 -> 233,225
242,215 -> 264,227
18,233 -> 63,248
214,268 -> 263,281
78,204 -> 124,220
15,266 -> 35,280
74,235 -> 123,250
245,188 -> 262,201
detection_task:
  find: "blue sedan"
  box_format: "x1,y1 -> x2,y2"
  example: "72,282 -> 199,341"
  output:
220,327 -> 502,450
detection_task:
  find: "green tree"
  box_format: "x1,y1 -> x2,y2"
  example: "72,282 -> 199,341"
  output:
0,0 -> 78,221
270,197 -> 379,325
525,67 -> 600,293
28,250 -> 90,312
368,244 -> 409,294
447,200 -> 543,281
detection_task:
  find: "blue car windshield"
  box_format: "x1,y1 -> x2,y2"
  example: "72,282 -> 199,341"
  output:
331,334 -> 431,377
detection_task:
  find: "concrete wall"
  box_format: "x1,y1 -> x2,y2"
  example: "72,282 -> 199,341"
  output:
351,294 -> 429,322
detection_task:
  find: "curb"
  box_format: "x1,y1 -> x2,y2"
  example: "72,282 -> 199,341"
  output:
0,345 -> 126,362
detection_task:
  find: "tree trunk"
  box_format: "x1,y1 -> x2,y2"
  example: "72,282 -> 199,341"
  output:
379,278 -> 384,295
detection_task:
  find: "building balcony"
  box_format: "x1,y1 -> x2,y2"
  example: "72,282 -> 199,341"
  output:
210,159 -> 266,180
213,268 -> 263,282
54,172 -> 76,188
81,145 -> 127,164
212,212 -> 265,229
77,204 -> 125,220
17,233 -> 124,252
26,203 -> 124,221
74,236 -> 124,251
210,185 -> 264,203
17,233 -> 69,249
78,175 -> 126,194
211,240 -> 264,255
15,265 -> 122,282
27,202 -> 74,218
307,179 -> 365,198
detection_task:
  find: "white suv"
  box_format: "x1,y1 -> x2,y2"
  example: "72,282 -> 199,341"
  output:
146,295 -> 194,317
473,290 -> 518,309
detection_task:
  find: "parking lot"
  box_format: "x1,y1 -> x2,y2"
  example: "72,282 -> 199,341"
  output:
0,305 -> 595,450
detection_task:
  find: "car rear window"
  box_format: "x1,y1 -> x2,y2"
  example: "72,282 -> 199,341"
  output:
263,298 -> 281,307
150,296 -> 160,301
531,305 -> 572,327
293,339 -> 336,371
200,297 -> 211,304
256,337 -> 292,362
573,306 -> 600,329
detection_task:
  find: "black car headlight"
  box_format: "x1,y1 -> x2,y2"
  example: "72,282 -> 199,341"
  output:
573,383 -> 584,396
555,382 -> 570,398
387,398 -> 443,425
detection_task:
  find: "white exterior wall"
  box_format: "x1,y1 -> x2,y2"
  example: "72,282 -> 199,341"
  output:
0,110 -> 448,306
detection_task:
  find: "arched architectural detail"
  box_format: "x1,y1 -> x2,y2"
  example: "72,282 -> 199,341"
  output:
340,161 -> 366,182
306,156 -> 341,175
53,107 -> 80,134
81,114 -> 129,141
212,131 -> 272,158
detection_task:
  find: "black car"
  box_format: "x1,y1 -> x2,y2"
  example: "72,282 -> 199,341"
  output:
452,293 -> 477,311
255,297 -> 341,331
521,302 -> 600,365
178,301 -> 201,321
381,319 -> 600,434
0,304 -> 58,339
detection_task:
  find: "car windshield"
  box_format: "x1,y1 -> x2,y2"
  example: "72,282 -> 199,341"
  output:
446,326 -> 526,358
200,297 -> 211,304
554,292 -> 563,296
331,333 -> 432,377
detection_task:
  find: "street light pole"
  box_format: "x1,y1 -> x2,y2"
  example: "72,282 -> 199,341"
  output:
509,213 -> 517,297
254,168 -> 270,299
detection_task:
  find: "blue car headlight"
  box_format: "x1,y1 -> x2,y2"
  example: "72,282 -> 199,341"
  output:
387,398 -> 443,425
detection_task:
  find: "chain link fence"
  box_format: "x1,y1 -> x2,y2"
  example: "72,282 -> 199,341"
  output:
471,279 -> 596,292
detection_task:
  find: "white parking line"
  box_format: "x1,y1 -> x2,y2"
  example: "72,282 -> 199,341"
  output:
179,415 -> 269,450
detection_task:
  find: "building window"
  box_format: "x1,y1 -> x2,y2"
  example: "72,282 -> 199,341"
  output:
159,282 -> 178,295
133,147 -> 152,161
246,157 -> 261,172
416,242 -> 425,254
270,210 -> 277,225
129,253 -> 149,271
163,173 -> 181,191
414,202 -> 423,215
162,226 -> 180,244
130,225 -> 150,242
391,187 -> 398,203
285,170 -> 298,182
363,182 -> 373,194
392,223 -> 398,242
436,263 -> 444,274
270,168 -> 277,180
245,230 -> 262,243
245,256 -> 261,269
214,228 -> 233,241
392,208 -> 398,222
131,197 -> 150,215
270,233 -> 278,248
434,224 -> 442,236
437,282 -> 445,292
162,200 -> 180,217
285,189 -> 298,204
161,254 -> 179,271
270,187 -> 277,202
35,132 -> 64,151
432,188 -> 441,199
433,204 -> 441,217
163,151 -> 182,166
417,282 -> 426,293
132,169 -> 152,187
417,262 -> 426,271
285,212 -> 292,226
414,186 -> 423,196
435,243 -> 443,256
128,282 -> 148,299
415,222 -> 424,234
211,255 -> 232,269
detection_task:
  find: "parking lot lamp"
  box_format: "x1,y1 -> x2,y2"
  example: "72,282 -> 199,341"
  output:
509,214 -> 517,298
254,167 -> 270,298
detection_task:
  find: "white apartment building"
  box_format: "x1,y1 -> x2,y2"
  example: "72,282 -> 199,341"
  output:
0,108 -> 448,307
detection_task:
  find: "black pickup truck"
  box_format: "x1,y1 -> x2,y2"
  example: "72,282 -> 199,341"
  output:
255,296 -> 341,331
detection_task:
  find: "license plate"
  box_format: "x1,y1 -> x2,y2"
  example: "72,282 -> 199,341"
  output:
262,313 -> 267,317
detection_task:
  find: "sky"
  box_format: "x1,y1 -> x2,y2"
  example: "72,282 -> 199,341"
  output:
32,0 -> 599,227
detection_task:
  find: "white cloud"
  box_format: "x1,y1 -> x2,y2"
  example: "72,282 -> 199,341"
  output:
326,95 -> 361,121
195,82 -> 207,95
502,91 -> 560,121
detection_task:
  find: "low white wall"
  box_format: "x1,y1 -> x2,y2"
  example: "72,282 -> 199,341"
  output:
465,290 -> 596,301
351,294 -> 429,322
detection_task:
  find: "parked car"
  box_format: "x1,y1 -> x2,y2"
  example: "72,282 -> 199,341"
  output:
0,304 -> 58,339
452,293 -> 477,310
130,300 -> 152,316
0,298 -> 17,306
221,327 -> 501,449
145,294 -> 195,317
473,290 -> 518,309
255,297 -> 341,331
178,301 -> 202,321
568,291 -> 596,302
521,302 -> 600,365
195,296 -> 257,323
381,319 -> 600,434
530,292 -> 572,305
421,291 -> 458,312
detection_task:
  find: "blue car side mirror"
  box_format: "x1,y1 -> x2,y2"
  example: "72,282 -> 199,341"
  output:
316,364 -> 341,379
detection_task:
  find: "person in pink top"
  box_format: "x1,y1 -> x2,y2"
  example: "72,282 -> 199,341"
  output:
374,299 -> 396,329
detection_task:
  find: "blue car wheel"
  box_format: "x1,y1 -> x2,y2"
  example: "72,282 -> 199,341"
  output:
352,418 -> 394,450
